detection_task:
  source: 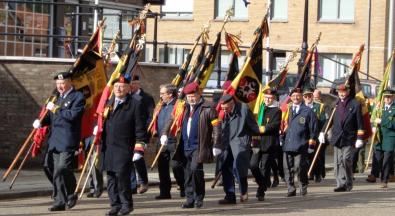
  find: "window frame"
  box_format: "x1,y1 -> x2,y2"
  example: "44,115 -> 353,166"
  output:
317,0 -> 355,23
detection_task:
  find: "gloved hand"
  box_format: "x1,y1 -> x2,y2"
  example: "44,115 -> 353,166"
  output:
160,135 -> 168,146
32,119 -> 41,129
308,145 -> 315,154
375,118 -> 382,125
318,132 -> 325,144
372,127 -> 377,134
212,148 -> 222,157
132,153 -> 143,161
46,101 -> 55,111
355,139 -> 364,148
93,125 -> 98,136
252,147 -> 260,154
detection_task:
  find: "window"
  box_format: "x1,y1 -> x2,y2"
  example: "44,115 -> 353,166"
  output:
319,0 -> 354,22
215,0 -> 248,20
271,0 -> 288,21
161,0 -> 193,19
159,46 -> 189,64
318,53 -> 352,86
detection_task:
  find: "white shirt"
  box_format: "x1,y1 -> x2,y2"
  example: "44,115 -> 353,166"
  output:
292,104 -> 300,114
61,87 -> 73,99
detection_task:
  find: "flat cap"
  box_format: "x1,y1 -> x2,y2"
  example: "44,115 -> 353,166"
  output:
263,88 -> 277,96
383,88 -> 395,96
303,87 -> 314,95
219,94 -> 234,103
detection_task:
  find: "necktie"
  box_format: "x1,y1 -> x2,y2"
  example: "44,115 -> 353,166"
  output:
385,106 -> 389,111
114,100 -> 120,111
292,106 -> 297,115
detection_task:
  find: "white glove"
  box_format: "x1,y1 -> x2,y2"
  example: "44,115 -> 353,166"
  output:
212,148 -> 222,157
308,148 -> 314,154
93,126 -> 98,136
46,101 -> 55,111
132,153 -> 143,161
32,119 -> 41,129
279,140 -> 283,146
372,127 -> 377,134
252,147 -> 260,154
318,132 -> 325,144
160,135 -> 168,146
355,139 -> 364,148
375,118 -> 382,125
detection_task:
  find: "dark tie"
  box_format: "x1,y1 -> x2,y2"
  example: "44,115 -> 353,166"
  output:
292,106 -> 297,116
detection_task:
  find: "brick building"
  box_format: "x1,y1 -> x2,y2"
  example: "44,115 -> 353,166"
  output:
145,0 -> 393,87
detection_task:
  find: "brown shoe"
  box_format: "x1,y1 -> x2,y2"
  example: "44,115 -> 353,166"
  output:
240,194 -> 248,203
138,184 -> 148,194
380,183 -> 388,188
366,175 -> 376,183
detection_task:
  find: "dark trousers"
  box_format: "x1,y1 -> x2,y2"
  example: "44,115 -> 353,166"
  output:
131,157 -> 148,189
52,151 -> 77,207
158,150 -> 185,195
250,150 -> 271,197
107,169 -> 132,210
184,150 -> 205,204
374,150 -> 394,183
221,149 -> 248,200
283,151 -> 308,193
272,145 -> 284,179
43,149 -> 54,185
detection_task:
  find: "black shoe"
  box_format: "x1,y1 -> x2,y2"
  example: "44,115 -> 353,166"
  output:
271,178 -> 279,188
105,207 -> 120,216
257,195 -> 265,201
94,190 -> 103,198
218,198 -> 236,204
300,188 -> 307,196
315,176 -> 322,183
180,190 -> 185,197
86,192 -> 94,198
118,208 -> 133,215
155,194 -> 172,199
334,186 -> 347,192
181,202 -> 194,209
48,205 -> 65,212
131,188 -> 137,194
195,201 -> 203,208
67,194 -> 78,209
286,191 -> 296,197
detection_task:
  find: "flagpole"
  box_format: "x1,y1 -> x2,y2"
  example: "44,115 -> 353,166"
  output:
93,0 -> 99,33
265,0 -> 271,84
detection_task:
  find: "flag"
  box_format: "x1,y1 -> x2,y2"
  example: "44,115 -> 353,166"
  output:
225,32 -> 242,57
172,33 -> 203,88
224,57 -> 261,111
370,55 -> 393,142
347,45 -> 372,140
31,106 -> 49,158
196,31 -> 221,89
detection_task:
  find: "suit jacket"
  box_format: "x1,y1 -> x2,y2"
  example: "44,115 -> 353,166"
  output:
330,97 -> 364,148
283,103 -> 318,153
377,103 -> 395,151
100,94 -> 147,173
43,88 -> 85,152
220,102 -> 260,178
256,106 -> 282,152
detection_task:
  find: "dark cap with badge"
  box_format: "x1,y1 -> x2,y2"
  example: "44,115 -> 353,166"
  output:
303,87 -> 314,95
54,71 -> 72,80
219,94 -> 234,104
183,82 -> 200,94
263,88 -> 277,96
383,88 -> 395,96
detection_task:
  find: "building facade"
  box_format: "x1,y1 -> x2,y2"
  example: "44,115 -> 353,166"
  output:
145,0 -> 393,88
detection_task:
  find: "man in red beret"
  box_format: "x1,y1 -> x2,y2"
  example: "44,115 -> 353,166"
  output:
163,82 -> 222,209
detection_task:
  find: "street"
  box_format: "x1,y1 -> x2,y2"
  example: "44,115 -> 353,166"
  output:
0,172 -> 394,216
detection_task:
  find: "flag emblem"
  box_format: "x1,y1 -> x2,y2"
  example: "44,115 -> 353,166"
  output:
236,76 -> 259,103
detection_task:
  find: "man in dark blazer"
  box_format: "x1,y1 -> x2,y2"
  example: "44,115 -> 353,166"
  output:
282,88 -> 318,197
328,84 -> 365,192
33,71 -> 85,212
129,75 -> 155,194
100,75 -> 147,216
250,88 -> 281,201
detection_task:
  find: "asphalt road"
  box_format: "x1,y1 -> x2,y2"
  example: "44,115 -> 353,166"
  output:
0,172 -> 394,216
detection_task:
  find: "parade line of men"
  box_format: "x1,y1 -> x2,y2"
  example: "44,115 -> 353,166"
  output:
31,71 -> 395,215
